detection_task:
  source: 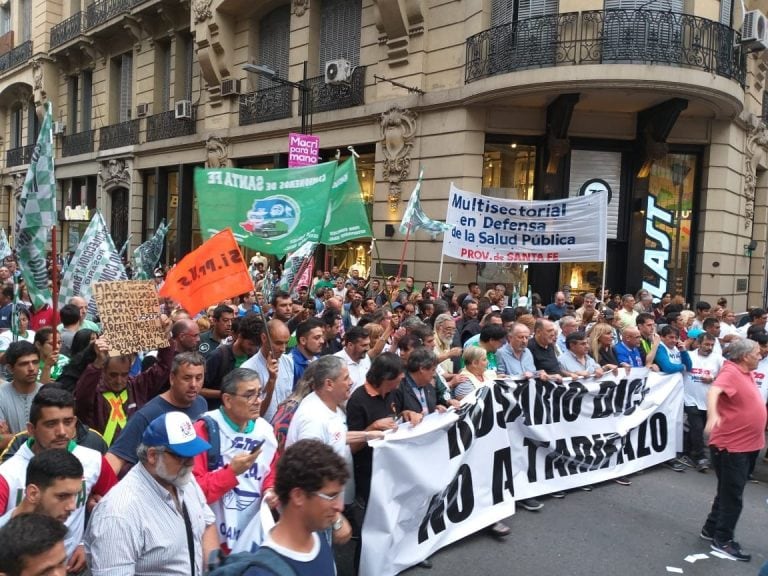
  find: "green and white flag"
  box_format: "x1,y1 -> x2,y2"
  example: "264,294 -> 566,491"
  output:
195,162 -> 337,257
16,101 -> 56,310
0,228 -> 11,261
278,241 -> 316,294
59,211 -> 127,320
133,219 -> 170,280
399,168 -> 452,238
320,157 -> 373,245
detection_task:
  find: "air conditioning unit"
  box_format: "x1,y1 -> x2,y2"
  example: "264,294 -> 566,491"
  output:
220,79 -> 242,97
324,59 -> 352,85
743,10 -> 768,51
136,103 -> 150,117
174,100 -> 193,120
53,122 -> 65,136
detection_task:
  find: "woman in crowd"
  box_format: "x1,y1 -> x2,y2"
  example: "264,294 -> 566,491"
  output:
590,323 -> 619,367
421,281 -> 436,300
344,299 -> 364,330
454,346 -> 495,401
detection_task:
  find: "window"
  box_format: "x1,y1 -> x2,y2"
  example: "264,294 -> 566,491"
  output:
82,70 -> 93,132
491,0 -> 558,26
175,33 -> 194,102
27,99 -> 38,144
763,92 -> 768,125
110,52 -> 133,123
720,0 -> 732,26
155,40 -> 171,112
258,5 -> 290,90
318,0 -> 361,72
19,0 -> 30,42
69,76 -> 79,132
9,104 -> 22,148
0,4 -> 10,35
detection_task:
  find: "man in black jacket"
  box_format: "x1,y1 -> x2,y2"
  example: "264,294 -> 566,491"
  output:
397,347 -> 448,415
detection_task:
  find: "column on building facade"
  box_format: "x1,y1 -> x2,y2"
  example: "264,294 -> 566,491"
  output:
749,167 -> 768,309
696,120 -> 750,312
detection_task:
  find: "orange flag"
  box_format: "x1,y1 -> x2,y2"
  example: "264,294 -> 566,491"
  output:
159,229 -> 252,314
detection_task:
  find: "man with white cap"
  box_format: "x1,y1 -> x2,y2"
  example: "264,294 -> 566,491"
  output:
85,412 -> 218,575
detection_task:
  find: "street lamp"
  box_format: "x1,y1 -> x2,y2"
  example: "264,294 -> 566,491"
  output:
242,61 -> 312,134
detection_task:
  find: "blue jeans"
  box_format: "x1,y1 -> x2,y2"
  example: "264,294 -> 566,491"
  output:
759,560 -> 768,576
702,446 -> 757,543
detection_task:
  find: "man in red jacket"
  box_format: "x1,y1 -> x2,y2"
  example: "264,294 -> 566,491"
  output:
74,315 -> 173,446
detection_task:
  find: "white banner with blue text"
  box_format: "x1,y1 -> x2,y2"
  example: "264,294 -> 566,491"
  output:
442,184 -> 607,263
360,370 -> 682,576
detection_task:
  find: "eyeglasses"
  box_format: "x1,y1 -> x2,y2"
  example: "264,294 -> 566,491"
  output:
312,491 -> 343,502
229,392 -> 261,403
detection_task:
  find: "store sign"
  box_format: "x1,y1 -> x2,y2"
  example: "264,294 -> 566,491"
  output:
642,195 -> 673,299
287,133 -> 319,168
63,205 -> 90,221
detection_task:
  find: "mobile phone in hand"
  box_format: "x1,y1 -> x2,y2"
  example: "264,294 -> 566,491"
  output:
250,439 -> 265,454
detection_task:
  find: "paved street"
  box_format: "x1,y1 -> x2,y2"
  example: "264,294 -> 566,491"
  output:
392,460 -> 768,576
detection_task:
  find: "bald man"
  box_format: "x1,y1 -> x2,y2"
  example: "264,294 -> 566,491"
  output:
614,327 -> 645,368
242,319 -> 292,421
171,319 -> 201,353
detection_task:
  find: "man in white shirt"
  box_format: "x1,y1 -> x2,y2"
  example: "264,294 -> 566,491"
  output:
241,320 -> 292,422
683,333 -> 723,471
334,326 -> 371,393
86,412 -> 217,575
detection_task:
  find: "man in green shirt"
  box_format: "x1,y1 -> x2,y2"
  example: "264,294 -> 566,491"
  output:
314,271 -> 335,291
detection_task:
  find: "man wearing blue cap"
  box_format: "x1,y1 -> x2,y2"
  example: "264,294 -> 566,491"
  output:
85,412 -> 218,576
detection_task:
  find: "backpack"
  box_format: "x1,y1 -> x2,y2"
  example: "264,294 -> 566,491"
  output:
199,415 -> 221,472
206,547 -> 298,576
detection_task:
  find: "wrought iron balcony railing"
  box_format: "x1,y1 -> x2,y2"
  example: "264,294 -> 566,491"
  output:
300,65 -> 366,115
0,40 -> 32,74
84,0 -> 134,30
239,85 -> 293,126
51,12 -> 84,48
6,144 -> 34,168
146,109 -> 196,142
465,9 -> 745,86
62,130 -> 94,157
99,119 -> 140,150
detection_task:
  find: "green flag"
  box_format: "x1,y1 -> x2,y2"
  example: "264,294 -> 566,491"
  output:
17,101 -> 56,310
320,157 -> 373,245
0,228 -> 11,261
133,219 -> 170,280
59,212 -> 127,320
195,162 -> 337,257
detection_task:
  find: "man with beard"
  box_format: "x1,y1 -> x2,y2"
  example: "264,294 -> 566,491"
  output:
0,388 -> 117,574
85,412 -> 218,575
0,449 -> 83,528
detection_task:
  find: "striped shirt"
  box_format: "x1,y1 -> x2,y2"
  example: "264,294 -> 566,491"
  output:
85,462 -> 215,576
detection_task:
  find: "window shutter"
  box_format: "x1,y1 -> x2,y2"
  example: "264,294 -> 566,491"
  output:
319,0 -> 361,73
604,0 -> 681,11
82,70 -> 92,132
120,53 -> 133,123
258,5 -> 291,90
719,0 -> 732,26
491,0 -> 514,26
69,76 -> 79,133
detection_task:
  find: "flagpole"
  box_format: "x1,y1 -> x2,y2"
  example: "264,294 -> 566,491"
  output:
437,249 -> 446,297
51,225 -> 59,351
395,222 -> 412,288
370,237 -> 394,308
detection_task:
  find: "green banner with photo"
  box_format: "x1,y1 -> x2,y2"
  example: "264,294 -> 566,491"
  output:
321,157 -> 373,245
195,162 -> 337,256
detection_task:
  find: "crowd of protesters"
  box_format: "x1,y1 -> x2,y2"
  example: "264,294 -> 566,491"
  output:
0,257 -> 766,575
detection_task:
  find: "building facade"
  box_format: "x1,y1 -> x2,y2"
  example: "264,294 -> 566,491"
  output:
0,0 -> 765,309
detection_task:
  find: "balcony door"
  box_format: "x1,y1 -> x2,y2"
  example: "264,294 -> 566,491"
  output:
488,0 -> 559,73
602,0 -> 684,64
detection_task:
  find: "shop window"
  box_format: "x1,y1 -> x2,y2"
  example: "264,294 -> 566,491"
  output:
641,153 -> 695,299
477,143 -> 536,290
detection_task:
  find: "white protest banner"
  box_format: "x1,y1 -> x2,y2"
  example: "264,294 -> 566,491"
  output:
506,369 -> 682,499
442,184 -> 607,263
361,371 -> 682,576
360,387 -> 515,576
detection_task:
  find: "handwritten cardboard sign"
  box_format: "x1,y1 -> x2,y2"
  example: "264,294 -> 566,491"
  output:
93,280 -> 166,356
